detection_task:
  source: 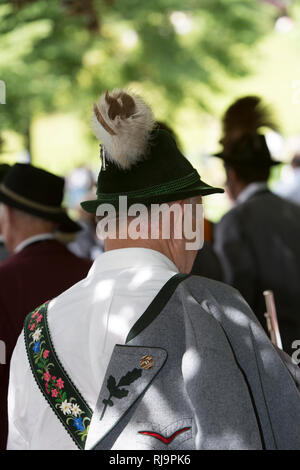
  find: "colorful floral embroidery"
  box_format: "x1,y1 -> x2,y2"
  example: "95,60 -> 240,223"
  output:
24,302 -> 92,450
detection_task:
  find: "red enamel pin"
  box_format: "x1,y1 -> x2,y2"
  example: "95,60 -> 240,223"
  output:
139,427 -> 191,445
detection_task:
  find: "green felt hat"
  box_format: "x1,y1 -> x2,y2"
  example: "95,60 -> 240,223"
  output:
81,90 -> 224,214
0,163 -> 10,182
81,129 -> 224,213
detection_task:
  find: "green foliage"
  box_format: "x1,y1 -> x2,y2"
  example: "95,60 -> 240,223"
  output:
83,0 -> 273,111
0,0 -> 273,152
0,0 -> 92,139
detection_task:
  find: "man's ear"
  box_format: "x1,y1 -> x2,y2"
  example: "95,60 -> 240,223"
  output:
226,166 -> 238,183
224,165 -> 239,201
171,199 -> 185,232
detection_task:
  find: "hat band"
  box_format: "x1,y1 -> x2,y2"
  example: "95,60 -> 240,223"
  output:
96,171 -> 200,200
0,184 -> 65,214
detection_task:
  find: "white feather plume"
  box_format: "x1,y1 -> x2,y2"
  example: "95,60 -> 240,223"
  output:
91,88 -> 155,170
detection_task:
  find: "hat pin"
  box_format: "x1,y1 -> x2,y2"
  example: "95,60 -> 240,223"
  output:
100,144 -> 107,171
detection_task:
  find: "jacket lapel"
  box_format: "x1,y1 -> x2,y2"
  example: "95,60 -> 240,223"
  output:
85,344 -> 168,450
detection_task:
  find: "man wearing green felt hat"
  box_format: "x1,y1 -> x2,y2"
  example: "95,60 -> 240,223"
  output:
81,91 -> 223,212
7,89 -> 300,450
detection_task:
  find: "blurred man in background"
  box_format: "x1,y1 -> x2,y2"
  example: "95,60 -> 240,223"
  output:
190,218 -> 224,281
68,195 -> 104,260
65,167 -> 104,260
0,163 -> 92,449
213,96 -> 300,355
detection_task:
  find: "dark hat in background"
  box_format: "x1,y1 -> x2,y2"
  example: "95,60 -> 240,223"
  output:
212,95 -> 281,168
81,89 -> 224,213
0,163 -> 81,233
214,133 -> 281,168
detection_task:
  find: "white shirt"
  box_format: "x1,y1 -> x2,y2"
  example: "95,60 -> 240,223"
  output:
7,248 -> 178,450
235,182 -> 268,206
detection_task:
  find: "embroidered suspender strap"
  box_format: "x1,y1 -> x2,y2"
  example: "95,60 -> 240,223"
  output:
24,302 -> 93,450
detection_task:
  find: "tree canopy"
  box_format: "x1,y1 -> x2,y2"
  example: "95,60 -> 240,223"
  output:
0,0 -> 275,156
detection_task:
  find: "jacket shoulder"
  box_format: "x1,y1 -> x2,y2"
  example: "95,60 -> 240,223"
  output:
183,274 -> 240,298
180,275 -> 258,324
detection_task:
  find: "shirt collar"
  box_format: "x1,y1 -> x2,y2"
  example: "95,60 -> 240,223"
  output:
88,247 -> 179,277
14,233 -> 55,254
235,182 -> 268,206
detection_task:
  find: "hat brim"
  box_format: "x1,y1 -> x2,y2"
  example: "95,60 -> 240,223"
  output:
81,180 -> 224,214
212,152 -> 282,166
0,189 -> 81,233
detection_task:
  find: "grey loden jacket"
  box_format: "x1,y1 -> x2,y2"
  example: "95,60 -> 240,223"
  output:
85,274 -> 300,450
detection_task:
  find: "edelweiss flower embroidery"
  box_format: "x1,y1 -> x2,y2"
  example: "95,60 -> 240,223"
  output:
71,403 -> 82,417
60,400 -> 72,415
32,327 -> 42,342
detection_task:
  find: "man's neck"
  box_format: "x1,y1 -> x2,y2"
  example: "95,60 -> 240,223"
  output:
235,181 -> 268,205
104,238 -> 195,274
230,181 -> 248,201
104,238 -> 174,263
